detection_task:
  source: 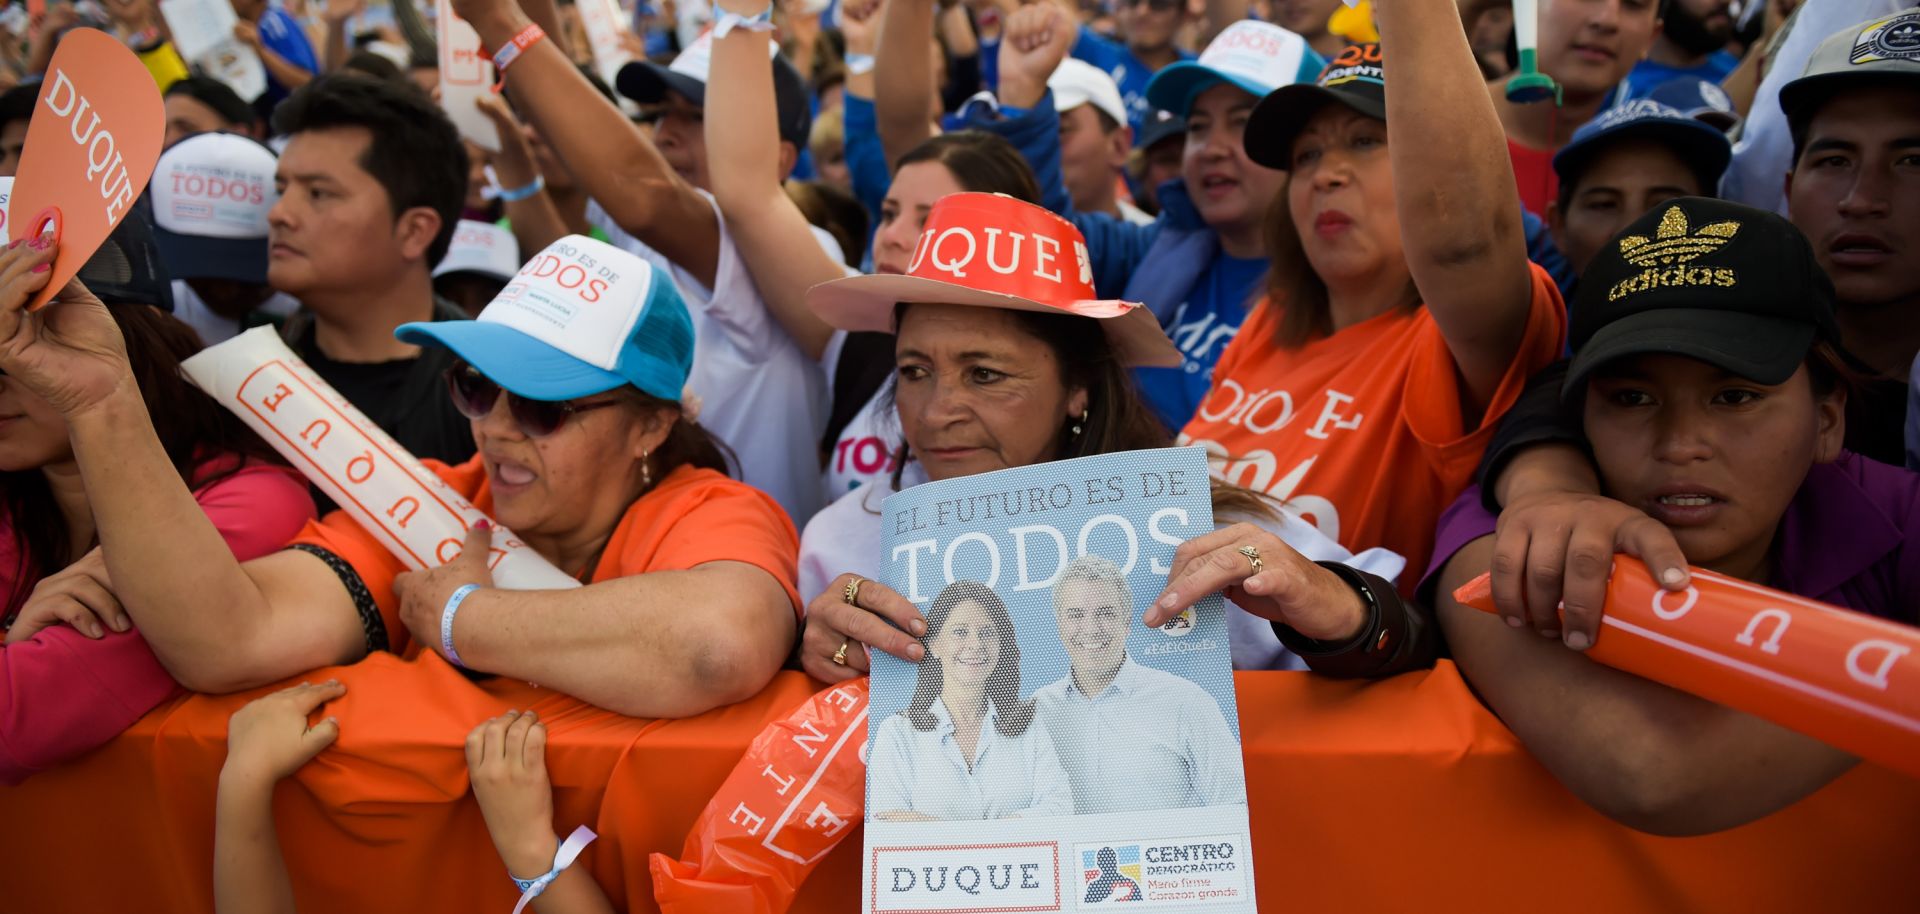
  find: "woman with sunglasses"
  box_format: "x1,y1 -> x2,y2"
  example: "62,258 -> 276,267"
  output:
0,236 -> 803,720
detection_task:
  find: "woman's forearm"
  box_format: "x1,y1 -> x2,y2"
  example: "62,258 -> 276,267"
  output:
1437,539 -> 1856,836
467,0 -> 720,284
1376,0 -> 1531,398
874,0 -> 938,169
707,9 -> 840,358
62,392 -> 279,686
454,564 -> 795,718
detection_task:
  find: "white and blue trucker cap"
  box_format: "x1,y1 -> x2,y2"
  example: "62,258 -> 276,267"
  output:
1144,21 -> 1324,119
396,235 -> 694,403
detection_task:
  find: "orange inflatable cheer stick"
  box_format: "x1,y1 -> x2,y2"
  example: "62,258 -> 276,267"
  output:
651,678 -> 871,914
1454,559 -> 1920,780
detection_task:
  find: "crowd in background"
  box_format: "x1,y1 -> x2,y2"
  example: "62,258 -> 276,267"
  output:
0,0 -> 1916,908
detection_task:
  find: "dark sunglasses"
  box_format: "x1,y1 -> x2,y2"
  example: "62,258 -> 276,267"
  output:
444,362 -> 622,437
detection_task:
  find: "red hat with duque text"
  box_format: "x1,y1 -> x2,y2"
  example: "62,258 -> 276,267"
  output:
805,193 -> 1180,368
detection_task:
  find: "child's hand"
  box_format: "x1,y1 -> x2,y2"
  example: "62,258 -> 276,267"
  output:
223,680 -> 346,787
468,710 -> 557,879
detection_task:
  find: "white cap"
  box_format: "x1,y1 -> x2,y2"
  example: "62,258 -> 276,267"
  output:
1049,58 -> 1129,129
152,132 -> 277,240
1144,21 -> 1323,116
150,133 -> 279,282
433,220 -> 522,282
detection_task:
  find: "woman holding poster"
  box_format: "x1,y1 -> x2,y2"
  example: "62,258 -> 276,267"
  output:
797,193 -> 1435,684
868,580 -> 1073,821
1431,199 -> 1920,836
0,235 -> 803,721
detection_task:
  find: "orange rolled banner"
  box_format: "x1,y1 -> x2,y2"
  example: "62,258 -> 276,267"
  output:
12,29 -> 165,310
650,678 -> 871,914
1454,559 -> 1920,779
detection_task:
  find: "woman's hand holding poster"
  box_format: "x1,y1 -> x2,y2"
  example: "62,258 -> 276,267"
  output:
867,447 -> 1256,913
1453,562 -> 1920,779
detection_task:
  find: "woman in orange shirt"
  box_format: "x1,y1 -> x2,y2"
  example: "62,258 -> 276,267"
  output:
0,236 -> 801,721
1176,1 -> 1566,585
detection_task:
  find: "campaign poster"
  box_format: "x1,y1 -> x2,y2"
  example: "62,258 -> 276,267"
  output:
866,447 -> 1256,914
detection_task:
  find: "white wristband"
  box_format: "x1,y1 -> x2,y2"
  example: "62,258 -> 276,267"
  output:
510,825 -> 597,914
712,3 -> 776,38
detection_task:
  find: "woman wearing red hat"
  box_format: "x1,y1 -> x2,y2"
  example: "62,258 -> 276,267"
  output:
797,192 -> 1430,684
1176,2 -> 1567,592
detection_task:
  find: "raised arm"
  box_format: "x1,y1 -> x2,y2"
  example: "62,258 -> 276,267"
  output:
1436,536 -> 1857,836
0,273 -> 368,694
1377,0 -> 1533,410
707,0 -> 841,359
874,0 -> 938,168
452,0 -> 721,285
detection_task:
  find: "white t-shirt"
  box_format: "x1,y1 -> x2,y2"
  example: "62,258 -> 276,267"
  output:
797,464 -> 1407,670
590,195 -> 829,523
820,339 -> 902,500
169,280 -> 300,346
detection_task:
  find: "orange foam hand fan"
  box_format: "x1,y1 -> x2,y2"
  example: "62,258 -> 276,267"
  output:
1454,559 -> 1920,779
651,678 -> 871,914
11,28 -> 165,311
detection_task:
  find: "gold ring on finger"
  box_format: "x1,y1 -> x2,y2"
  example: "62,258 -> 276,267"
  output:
843,576 -> 865,607
1238,545 -> 1263,573
832,639 -> 852,666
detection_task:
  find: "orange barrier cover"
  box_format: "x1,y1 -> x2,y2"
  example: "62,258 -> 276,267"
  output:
1454,559 -> 1920,779
2,660 -> 1915,913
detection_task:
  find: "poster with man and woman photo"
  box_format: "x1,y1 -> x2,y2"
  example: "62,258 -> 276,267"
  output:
864,447 -> 1256,914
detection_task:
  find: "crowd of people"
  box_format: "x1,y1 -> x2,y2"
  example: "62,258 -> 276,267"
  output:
1,0 -> 1916,907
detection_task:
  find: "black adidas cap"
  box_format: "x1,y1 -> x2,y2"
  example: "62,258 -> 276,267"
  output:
1563,197 -> 1838,407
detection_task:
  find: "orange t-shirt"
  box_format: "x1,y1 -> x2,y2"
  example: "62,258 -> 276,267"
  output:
290,457 -> 802,654
1176,263 -> 1565,589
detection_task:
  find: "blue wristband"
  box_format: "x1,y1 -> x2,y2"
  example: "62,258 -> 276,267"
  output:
440,584 -> 481,668
495,175 -> 545,202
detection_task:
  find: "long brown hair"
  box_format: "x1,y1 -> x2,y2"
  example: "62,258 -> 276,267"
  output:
2,306 -> 287,617
1262,172 -> 1421,349
904,580 -> 1037,737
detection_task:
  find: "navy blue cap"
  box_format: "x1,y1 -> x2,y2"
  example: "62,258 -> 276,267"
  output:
1551,99 -> 1732,194
1644,76 -> 1739,130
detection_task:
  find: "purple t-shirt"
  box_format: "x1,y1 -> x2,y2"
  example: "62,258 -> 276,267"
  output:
1422,452 -> 1920,622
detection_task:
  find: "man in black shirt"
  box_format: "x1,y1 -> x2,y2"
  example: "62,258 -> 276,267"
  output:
266,75 -> 478,465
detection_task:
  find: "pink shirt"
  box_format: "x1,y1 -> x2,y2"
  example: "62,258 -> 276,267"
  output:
0,457 -> 315,784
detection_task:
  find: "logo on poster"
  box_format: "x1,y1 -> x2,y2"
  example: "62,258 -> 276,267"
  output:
1080,845 -> 1143,904
1074,837 -> 1249,906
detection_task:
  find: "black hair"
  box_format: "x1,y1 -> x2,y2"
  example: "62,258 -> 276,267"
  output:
271,74 -> 468,265
164,76 -> 258,128
0,84 -> 37,137
903,581 -> 1037,737
341,50 -> 405,83
893,131 -> 1042,205
1787,77 -> 1920,165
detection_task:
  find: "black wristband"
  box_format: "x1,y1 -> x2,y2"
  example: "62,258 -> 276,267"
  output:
1271,562 -> 1412,679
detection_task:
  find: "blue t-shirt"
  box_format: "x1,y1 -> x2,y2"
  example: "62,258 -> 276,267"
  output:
1624,51 -> 1738,98
1131,253 -> 1266,430
1070,26 -> 1194,141
257,6 -> 319,104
